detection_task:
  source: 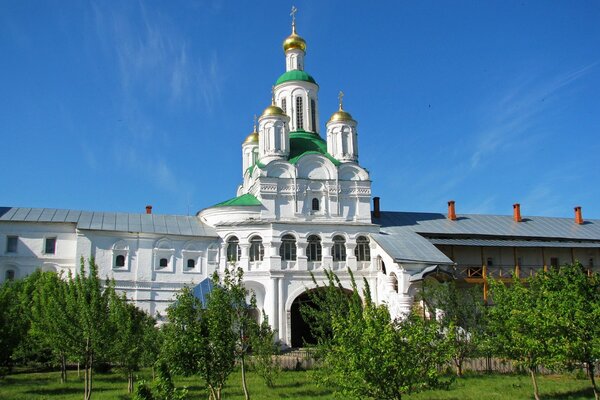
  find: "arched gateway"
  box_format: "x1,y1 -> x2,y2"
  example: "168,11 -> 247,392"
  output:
289,288 -> 355,348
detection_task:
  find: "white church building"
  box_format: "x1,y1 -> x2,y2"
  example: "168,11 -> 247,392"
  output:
2,17 -> 599,347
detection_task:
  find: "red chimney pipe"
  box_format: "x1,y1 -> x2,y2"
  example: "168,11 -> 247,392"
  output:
447,200 -> 457,221
373,197 -> 380,218
574,206 -> 583,225
513,203 -> 522,222
146,205 -> 153,215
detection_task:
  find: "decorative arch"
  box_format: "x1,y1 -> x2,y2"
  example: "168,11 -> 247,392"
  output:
112,240 -> 129,269
338,163 -> 369,181
265,161 -> 295,179
295,154 -> 338,180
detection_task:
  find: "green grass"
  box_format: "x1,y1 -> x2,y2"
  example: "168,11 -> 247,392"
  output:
0,369 -> 595,399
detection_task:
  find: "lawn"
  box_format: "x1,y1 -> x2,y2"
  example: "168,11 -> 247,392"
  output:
0,369 -> 595,399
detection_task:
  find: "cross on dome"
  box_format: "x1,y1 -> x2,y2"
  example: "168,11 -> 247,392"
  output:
290,6 -> 298,32
338,91 -> 345,110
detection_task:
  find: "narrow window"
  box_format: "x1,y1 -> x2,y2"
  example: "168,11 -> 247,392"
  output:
5,270 -> 15,281
355,236 -> 371,262
6,236 -> 17,253
332,235 -> 346,262
390,273 -> 399,293
115,255 -> 125,267
227,236 -> 241,262
550,257 -> 559,268
45,237 -> 56,254
486,257 -> 493,267
312,198 -> 320,212
159,258 -> 168,268
589,258 -> 594,269
306,235 -> 322,262
310,99 -> 316,132
249,237 -> 264,262
280,234 -> 297,261
296,96 -> 304,130
281,98 -> 287,114
187,259 -> 196,269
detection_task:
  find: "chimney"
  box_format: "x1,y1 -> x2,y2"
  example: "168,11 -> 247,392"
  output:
574,206 -> 583,225
513,203 -> 522,222
447,200 -> 457,221
373,197 -> 381,218
146,205 -> 153,214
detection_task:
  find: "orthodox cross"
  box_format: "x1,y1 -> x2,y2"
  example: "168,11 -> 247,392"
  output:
338,90 -> 344,110
253,114 -> 257,131
290,6 -> 298,29
271,85 -> 276,105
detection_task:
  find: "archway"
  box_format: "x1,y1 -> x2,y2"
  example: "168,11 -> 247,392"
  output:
289,288 -> 354,348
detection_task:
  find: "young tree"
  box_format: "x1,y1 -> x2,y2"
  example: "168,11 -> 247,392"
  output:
109,292 -> 158,393
419,280 -> 487,376
249,311 -> 280,388
539,263 -> 600,400
488,277 -> 552,400
305,270 -> 451,400
66,257 -> 115,400
0,279 -> 29,376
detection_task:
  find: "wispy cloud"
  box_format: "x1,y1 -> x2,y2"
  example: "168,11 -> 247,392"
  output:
470,61 -> 598,169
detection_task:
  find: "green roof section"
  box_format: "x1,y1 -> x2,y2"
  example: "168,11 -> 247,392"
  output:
275,70 -> 317,86
288,130 -> 340,166
213,193 -> 262,207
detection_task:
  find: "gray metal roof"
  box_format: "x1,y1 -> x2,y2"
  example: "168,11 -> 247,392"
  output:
0,207 -> 218,237
375,212 -> 600,241
371,231 -> 454,265
428,237 -> 600,248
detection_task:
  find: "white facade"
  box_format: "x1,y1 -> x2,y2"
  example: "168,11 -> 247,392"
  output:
2,21 -> 600,348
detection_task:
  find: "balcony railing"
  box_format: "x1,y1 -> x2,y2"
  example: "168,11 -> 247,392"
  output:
455,264 -> 598,280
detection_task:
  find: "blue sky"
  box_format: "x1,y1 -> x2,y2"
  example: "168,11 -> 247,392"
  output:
1,1 -> 599,219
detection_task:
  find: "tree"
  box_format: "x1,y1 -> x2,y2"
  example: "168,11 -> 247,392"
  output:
133,360 -> 188,400
249,311 -> 280,388
64,257 -> 115,400
419,280 -> 487,376
488,277 -> 552,400
305,270 -> 451,400
109,292 -> 158,393
0,278 -> 29,376
538,263 -> 600,400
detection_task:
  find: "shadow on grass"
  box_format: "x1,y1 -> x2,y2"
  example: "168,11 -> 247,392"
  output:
545,387 -> 595,399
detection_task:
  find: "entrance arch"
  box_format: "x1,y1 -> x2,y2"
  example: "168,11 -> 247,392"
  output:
289,287 -> 355,348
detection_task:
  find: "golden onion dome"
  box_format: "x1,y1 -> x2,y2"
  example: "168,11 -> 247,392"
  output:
243,131 -> 258,144
328,109 -> 354,123
261,104 -> 286,117
283,26 -> 307,53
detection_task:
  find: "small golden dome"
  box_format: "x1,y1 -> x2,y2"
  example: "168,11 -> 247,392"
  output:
329,109 -> 354,123
261,104 -> 286,117
283,26 -> 307,53
243,131 -> 258,144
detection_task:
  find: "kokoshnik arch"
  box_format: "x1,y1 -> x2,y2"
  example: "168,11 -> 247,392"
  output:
1,10 -> 600,347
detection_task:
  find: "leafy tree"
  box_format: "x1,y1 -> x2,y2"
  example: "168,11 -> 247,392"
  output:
419,280 -> 487,376
306,270 -> 452,400
538,263 -> 600,400
488,277 -> 553,400
249,311 -> 280,388
0,279 -> 29,376
31,270 -> 75,383
109,292 -> 158,393
65,257 -> 115,400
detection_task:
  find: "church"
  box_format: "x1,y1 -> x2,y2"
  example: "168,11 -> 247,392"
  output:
1,12 -> 599,348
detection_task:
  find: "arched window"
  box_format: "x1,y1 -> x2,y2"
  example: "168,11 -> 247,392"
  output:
390,273 -> 398,293
159,258 -> 168,268
355,236 -> 371,261
280,234 -> 297,261
312,198 -> 320,211
207,244 -> 219,264
187,259 -> 196,269
227,236 -> 241,263
281,98 -> 287,114
296,96 -> 304,130
5,270 -> 15,281
249,236 -> 264,262
310,99 -> 316,132
306,235 -> 322,262
115,255 -> 125,267
332,235 -> 346,262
